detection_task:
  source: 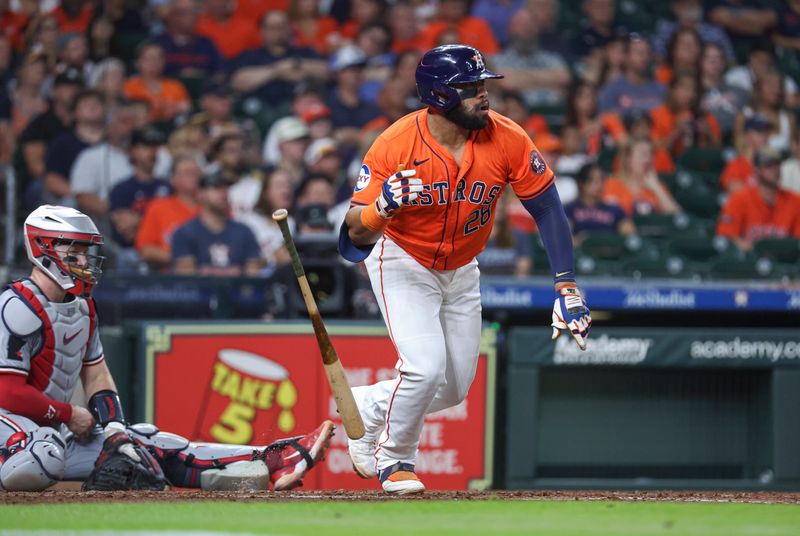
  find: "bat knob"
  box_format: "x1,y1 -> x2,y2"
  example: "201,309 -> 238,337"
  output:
272,208 -> 289,222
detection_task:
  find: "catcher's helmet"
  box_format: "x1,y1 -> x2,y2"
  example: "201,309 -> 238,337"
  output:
24,205 -> 104,297
415,44 -> 503,112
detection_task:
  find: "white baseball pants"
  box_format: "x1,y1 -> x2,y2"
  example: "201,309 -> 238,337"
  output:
356,236 -> 482,472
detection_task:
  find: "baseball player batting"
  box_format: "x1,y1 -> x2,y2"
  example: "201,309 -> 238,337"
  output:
339,45 -> 592,494
0,205 -> 333,492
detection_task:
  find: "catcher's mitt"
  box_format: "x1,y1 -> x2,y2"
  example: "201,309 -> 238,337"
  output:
82,432 -> 168,491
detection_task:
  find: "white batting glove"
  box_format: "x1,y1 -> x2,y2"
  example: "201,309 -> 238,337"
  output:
103,421 -> 141,462
375,169 -> 424,218
551,285 -> 592,351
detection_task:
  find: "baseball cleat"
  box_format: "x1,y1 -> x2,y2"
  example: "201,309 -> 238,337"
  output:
348,433 -> 377,479
268,420 -> 335,491
379,462 -> 425,495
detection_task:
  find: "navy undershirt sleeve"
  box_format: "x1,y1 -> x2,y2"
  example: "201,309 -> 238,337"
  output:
520,183 -> 576,284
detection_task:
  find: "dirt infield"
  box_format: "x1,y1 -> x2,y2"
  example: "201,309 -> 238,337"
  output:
2,489 -> 800,505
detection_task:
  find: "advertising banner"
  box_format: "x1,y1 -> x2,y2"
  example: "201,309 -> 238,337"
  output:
140,323 -> 496,490
511,327 -> 800,368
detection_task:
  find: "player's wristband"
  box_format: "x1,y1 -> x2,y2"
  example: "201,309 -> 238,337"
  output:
360,203 -> 390,233
89,389 -> 126,426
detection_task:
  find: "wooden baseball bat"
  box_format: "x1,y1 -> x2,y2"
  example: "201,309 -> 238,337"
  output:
271,208 -> 365,440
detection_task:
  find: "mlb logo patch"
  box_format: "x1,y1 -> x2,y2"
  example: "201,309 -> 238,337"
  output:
355,164 -> 371,191
530,151 -> 547,175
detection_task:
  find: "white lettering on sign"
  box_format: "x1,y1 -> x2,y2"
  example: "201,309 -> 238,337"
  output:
419,422 -> 444,447
415,449 -> 463,474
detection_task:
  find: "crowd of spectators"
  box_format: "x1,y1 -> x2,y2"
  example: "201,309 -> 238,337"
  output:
0,0 -> 799,289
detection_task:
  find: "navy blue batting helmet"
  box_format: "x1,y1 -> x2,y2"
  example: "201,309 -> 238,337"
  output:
415,45 -> 503,112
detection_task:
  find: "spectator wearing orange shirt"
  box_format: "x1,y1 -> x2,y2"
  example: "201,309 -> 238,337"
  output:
123,42 -> 191,123
233,0 -> 290,20
717,147 -> 800,251
288,0 -> 341,55
720,114 -> 771,192
565,81 -> 627,158
196,0 -> 261,60
51,0 -> 92,33
417,0 -> 499,55
603,137 -> 681,216
135,154 -> 203,271
650,72 -> 721,174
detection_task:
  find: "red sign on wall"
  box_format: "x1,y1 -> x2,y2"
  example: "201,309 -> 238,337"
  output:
143,324 -> 496,490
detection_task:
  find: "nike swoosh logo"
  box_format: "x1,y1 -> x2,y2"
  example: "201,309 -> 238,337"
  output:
62,329 -> 83,345
413,158 -> 430,166
555,272 -> 571,277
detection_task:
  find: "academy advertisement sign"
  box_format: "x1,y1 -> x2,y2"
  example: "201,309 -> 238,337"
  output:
140,323 -> 496,490
511,327 -> 800,368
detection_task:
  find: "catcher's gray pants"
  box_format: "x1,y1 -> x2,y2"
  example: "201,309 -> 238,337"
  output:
0,410 -> 264,491
0,410 -> 103,490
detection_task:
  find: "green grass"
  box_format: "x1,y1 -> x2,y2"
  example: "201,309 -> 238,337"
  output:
2,500 -> 799,536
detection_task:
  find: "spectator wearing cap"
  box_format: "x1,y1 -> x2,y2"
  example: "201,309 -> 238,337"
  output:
302,102 -> 333,140
305,137 -> 341,180
733,70 -> 797,156
652,0 -> 735,64
237,167 -> 294,271
230,10 -> 327,111
57,32 -> 93,82
262,115 -> 310,183
16,66 -> 83,207
107,128 -> 171,267
598,35 -> 667,122
123,41 -> 191,123
43,89 -> 106,206
136,154 -> 203,271
699,42 -> 748,136
171,171 -> 264,277
491,8 -> 571,109
71,101 -> 139,219
720,114 -> 771,192
288,0 -> 341,55
199,81 -> 240,139
52,0 -> 93,33
564,162 -> 635,245
152,0 -> 223,81
196,0 -> 261,60
326,45 -> 381,147
717,147 -> 800,251
416,0 -> 499,55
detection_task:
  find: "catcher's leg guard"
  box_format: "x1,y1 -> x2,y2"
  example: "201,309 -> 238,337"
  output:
127,423 -> 262,489
0,427 -> 66,491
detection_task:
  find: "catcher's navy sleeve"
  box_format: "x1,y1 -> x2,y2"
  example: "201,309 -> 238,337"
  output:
520,183 -> 576,284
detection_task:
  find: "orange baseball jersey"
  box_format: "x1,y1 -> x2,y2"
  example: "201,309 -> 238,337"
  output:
717,185 -> 800,240
350,108 -> 554,270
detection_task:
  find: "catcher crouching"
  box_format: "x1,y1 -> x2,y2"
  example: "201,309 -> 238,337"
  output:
0,205 -> 333,492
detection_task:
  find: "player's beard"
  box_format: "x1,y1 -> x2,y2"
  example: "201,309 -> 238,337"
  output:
445,102 -> 489,131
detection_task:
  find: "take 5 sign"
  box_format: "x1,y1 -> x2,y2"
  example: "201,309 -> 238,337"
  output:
140,322 -> 497,490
